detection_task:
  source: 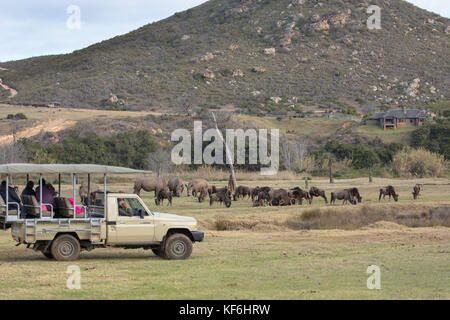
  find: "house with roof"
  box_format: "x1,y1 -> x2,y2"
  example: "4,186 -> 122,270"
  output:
368,108 -> 426,130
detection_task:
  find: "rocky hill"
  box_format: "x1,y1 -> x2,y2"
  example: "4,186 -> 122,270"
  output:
0,0 -> 448,115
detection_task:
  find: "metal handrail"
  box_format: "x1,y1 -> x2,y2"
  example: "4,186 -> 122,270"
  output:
1,202 -> 21,221
22,203 -> 53,219
40,203 -> 54,219
62,204 -> 88,218
88,205 -> 104,209
74,204 -> 87,218
86,205 -> 105,217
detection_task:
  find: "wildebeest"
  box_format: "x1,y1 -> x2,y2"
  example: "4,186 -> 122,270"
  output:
251,186 -> 260,201
330,189 -> 357,205
252,198 -> 263,207
208,186 -> 225,196
252,186 -> 275,205
251,186 -> 272,200
233,186 -> 252,201
79,182 -> 100,205
256,191 -> 271,206
347,187 -> 362,203
208,186 -> 229,197
412,184 -> 422,200
379,185 -> 399,202
309,187 -> 328,204
134,177 -> 167,197
270,189 -> 291,206
155,189 -> 173,206
186,179 -> 209,198
290,187 -> 311,205
209,189 -> 232,208
208,185 -> 217,196
168,178 -> 184,197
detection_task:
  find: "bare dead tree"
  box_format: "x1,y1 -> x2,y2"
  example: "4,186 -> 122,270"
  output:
147,147 -> 172,177
0,123 -> 27,165
280,137 -> 293,171
280,137 -> 310,172
211,112 -> 237,191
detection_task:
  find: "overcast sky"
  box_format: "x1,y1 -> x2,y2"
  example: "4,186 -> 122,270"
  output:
0,0 -> 448,62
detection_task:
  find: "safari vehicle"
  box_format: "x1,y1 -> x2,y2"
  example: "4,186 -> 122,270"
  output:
0,164 -> 204,261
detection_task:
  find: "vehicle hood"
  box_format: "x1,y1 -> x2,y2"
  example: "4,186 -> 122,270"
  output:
152,212 -> 196,223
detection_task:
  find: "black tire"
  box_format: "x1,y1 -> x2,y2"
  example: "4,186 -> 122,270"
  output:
163,233 -> 193,260
42,250 -> 54,259
51,234 -> 81,261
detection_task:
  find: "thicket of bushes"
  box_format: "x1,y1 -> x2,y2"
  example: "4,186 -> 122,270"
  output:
412,122 -> 450,160
19,130 -> 157,169
392,148 -> 447,178
316,139 -> 404,169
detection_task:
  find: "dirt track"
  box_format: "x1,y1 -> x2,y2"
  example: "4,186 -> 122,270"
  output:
0,119 -> 76,145
0,68 -> 17,98
0,80 -> 17,99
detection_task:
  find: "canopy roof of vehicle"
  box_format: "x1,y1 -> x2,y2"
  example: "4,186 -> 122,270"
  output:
0,163 -> 151,175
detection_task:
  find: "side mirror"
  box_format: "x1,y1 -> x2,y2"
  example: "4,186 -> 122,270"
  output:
139,210 -> 145,219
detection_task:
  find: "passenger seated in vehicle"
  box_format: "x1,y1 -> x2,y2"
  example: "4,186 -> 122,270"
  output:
21,181 -> 36,198
36,179 -> 57,211
0,181 -> 26,218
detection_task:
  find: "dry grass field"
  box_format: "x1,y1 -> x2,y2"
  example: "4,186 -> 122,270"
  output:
0,104 -> 160,123
357,125 -> 417,144
0,104 -> 161,141
232,115 -> 349,138
0,175 -> 449,299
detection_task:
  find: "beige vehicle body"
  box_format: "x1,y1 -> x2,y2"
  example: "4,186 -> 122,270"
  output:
0,164 -> 204,261
8,193 -> 203,260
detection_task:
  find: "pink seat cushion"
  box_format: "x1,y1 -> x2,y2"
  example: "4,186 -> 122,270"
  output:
68,198 -> 83,214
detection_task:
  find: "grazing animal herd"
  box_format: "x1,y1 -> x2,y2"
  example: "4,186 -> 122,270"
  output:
125,177 -> 425,208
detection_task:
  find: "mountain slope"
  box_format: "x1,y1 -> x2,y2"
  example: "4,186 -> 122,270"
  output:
0,0 -> 449,114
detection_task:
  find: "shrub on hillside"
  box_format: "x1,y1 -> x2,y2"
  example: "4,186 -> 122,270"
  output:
6,113 -> 27,120
392,148 -> 447,178
412,122 -> 450,160
19,130 -> 157,169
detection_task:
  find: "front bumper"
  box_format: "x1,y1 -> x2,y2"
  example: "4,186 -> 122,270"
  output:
191,231 -> 204,242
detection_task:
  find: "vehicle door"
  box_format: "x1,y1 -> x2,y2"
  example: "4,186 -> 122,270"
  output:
114,196 -> 155,244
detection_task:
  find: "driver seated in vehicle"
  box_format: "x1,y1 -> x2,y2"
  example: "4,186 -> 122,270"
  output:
118,198 -> 132,217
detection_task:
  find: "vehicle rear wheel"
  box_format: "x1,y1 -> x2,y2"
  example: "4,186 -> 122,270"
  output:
51,234 -> 80,261
42,249 -> 54,259
163,233 -> 193,260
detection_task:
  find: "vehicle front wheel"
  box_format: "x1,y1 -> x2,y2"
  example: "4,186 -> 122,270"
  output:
163,234 -> 193,260
51,234 -> 81,261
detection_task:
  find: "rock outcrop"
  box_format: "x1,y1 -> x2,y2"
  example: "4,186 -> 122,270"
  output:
264,48 -> 276,55
193,52 -> 215,64
252,67 -> 266,73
